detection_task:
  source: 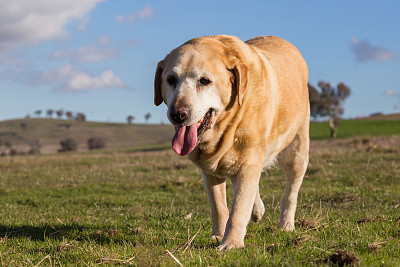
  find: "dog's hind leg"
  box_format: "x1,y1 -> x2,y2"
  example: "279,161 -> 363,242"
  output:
277,125 -> 309,231
251,186 -> 265,222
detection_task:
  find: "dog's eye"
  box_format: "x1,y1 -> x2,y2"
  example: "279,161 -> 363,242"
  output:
199,77 -> 211,86
167,75 -> 178,86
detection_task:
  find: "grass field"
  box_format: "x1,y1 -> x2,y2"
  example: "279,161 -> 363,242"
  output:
0,136 -> 399,265
310,119 -> 400,140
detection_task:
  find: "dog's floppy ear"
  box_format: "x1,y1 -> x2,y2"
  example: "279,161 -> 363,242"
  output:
154,60 -> 164,106
231,62 -> 248,106
213,35 -> 249,106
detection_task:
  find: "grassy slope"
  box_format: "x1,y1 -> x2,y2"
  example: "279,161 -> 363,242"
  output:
0,118 -> 175,153
0,145 -> 399,265
0,113 -> 399,152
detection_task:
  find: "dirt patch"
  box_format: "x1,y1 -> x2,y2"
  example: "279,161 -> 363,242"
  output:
296,219 -> 320,229
325,250 -> 360,266
356,216 -> 386,224
57,241 -> 74,252
368,241 -> 385,253
323,192 -> 361,204
292,235 -> 315,245
90,229 -> 119,239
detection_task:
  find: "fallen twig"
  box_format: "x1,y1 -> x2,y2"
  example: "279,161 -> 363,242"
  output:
166,249 -> 183,267
33,255 -> 51,267
173,223 -> 205,253
97,256 -> 135,265
392,216 -> 400,228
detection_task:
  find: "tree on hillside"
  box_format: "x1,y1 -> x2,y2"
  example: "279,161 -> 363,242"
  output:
75,113 -> 86,122
46,109 -> 54,118
34,110 -> 42,118
56,109 -> 64,119
127,115 -> 135,124
144,112 -> 151,123
308,81 -> 351,138
66,111 -> 73,120
308,84 -> 322,118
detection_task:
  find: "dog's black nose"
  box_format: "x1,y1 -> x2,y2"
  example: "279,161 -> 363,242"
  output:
170,106 -> 190,124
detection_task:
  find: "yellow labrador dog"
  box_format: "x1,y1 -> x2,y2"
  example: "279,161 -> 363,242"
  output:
154,35 -> 309,250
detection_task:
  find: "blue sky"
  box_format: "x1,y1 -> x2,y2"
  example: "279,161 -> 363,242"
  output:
1,0 -> 399,123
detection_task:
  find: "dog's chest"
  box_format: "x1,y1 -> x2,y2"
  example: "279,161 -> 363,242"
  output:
190,149 -> 241,178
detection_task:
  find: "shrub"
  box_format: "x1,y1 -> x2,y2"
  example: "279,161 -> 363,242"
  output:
9,149 -> 17,156
59,138 -> 78,152
88,137 -> 106,150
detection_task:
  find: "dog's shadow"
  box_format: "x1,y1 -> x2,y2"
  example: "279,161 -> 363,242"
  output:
0,224 -> 131,245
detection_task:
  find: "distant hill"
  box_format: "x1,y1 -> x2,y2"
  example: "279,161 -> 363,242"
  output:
0,118 -> 175,154
358,113 -> 400,121
1,113 -> 399,154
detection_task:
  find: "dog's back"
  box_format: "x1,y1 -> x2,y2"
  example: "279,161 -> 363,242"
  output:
245,36 -> 308,85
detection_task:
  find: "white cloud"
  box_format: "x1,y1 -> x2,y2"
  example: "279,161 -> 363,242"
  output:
0,0 -> 105,52
78,16 -> 92,31
122,39 -> 141,47
35,64 -> 125,92
115,5 -> 155,24
98,36 -> 115,45
351,37 -> 397,62
138,5 -> 155,19
383,90 -> 396,96
51,46 -> 119,63
64,70 -> 124,91
39,64 -> 81,84
116,14 -> 135,23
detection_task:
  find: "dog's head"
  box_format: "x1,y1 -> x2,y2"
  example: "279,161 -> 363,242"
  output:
154,35 -> 249,156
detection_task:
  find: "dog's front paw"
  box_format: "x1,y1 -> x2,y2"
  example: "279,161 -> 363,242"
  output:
217,239 -> 244,250
279,221 -> 295,231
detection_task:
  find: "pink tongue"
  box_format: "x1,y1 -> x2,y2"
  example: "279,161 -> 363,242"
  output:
172,125 -> 198,156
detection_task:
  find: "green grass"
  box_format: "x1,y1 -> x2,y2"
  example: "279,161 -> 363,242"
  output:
0,142 -> 399,266
310,119 -> 400,139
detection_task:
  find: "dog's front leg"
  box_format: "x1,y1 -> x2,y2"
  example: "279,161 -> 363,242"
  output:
218,165 -> 261,250
202,172 -> 229,242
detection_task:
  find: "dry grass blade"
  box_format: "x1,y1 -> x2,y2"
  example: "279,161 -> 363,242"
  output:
368,242 -> 385,253
57,241 -> 73,252
97,256 -> 135,265
174,223 -> 205,253
166,249 -> 183,267
33,255 -> 51,267
392,216 -> 400,228
182,223 -> 204,253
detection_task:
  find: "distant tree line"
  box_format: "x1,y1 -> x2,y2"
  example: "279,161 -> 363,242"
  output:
30,109 -> 86,122
30,110 -> 153,124
126,113 -> 152,124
